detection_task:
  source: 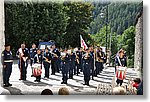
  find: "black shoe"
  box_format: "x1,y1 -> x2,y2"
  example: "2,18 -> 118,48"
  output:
83,83 -> 87,85
19,79 -> 22,80
4,84 -> 9,87
8,83 -> 12,86
61,82 -> 64,84
64,82 -> 67,84
31,75 -> 34,77
34,80 -> 38,82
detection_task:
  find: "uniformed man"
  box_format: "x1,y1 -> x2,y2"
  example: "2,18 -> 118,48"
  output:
50,44 -> 60,75
16,44 -> 29,81
61,49 -> 69,84
43,47 -> 52,79
2,44 -> 13,87
95,47 -> 105,76
89,46 -> 95,80
75,47 -> 82,75
68,49 -> 76,79
30,43 -> 37,77
82,48 -> 92,86
33,49 -> 43,82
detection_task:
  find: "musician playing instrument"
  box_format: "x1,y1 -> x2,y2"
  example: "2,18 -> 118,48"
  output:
115,49 -> 127,86
16,44 -> 29,81
95,47 -> 105,76
68,49 -> 76,79
51,44 -> 61,75
33,49 -> 43,82
82,48 -> 92,86
61,49 -> 69,84
43,47 -> 52,78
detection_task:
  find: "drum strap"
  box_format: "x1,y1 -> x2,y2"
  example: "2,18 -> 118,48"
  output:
117,56 -> 122,66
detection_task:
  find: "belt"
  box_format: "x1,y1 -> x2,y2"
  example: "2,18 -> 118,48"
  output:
4,60 -> 13,63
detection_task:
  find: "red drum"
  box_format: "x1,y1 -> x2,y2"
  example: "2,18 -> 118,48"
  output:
32,63 -> 42,76
116,66 -> 127,80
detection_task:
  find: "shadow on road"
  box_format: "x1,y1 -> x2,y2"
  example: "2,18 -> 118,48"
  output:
4,87 -> 23,95
22,80 -> 52,86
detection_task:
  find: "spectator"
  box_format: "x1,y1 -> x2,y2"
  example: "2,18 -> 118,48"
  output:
58,87 -> 69,95
112,86 -> 126,95
41,89 -> 53,95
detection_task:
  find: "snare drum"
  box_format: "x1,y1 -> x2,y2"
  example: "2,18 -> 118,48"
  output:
32,63 -> 42,76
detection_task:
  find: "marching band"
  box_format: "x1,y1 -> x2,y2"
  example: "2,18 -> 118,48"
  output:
3,43 -> 108,86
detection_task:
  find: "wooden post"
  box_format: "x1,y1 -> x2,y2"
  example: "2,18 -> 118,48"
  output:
0,0 -> 5,87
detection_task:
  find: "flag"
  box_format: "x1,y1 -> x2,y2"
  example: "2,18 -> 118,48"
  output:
80,35 -> 88,50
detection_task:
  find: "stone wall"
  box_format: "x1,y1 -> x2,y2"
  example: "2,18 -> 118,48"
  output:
0,0 -> 5,87
134,12 -> 143,78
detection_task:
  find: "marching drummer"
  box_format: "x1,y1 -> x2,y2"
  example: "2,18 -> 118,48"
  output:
115,49 -> 127,86
33,49 -> 43,82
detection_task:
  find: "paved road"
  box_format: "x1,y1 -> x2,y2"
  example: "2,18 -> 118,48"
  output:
1,62 -> 138,95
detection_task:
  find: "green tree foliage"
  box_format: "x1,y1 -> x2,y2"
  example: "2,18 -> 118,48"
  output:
5,1 -> 69,53
89,1 -> 142,35
63,2 -> 94,48
117,26 -> 135,67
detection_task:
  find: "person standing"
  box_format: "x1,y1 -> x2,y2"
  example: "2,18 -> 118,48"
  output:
82,48 -> 92,86
17,44 -> 29,81
43,47 -> 52,79
115,49 -> 127,86
61,50 -> 69,84
75,48 -> 82,75
30,43 -> 37,77
2,44 -> 13,87
33,49 -> 43,82
68,49 -> 76,79
89,47 -> 95,80
50,44 -> 60,75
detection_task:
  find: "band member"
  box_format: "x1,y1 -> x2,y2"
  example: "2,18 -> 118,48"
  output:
30,43 -> 37,77
43,47 -> 52,78
68,49 -> 76,79
83,48 -> 92,86
16,44 -> 29,81
50,44 -> 60,75
115,49 -> 127,86
33,49 -> 43,82
95,47 -> 105,76
2,44 -> 13,87
75,47 -> 82,75
61,49 -> 69,84
89,46 -> 95,80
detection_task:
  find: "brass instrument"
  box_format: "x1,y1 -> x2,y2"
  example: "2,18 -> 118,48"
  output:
51,52 -> 58,58
75,52 -> 80,64
84,52 -> 90,59
61,52 -> 67,61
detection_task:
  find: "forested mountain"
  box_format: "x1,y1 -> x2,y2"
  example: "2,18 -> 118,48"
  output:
89,1 -> 143,35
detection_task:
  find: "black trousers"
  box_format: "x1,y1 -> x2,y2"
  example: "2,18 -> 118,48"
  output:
3,62 -> 12,85
62,63 -> 69,83
36,75 -> 41,81
116,79 -> 123,86
69,61 -> 75,78
83,64 -> 91,84
20,61 -> 28,80
43,62 -> 50,78
51,60 -> 56,75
